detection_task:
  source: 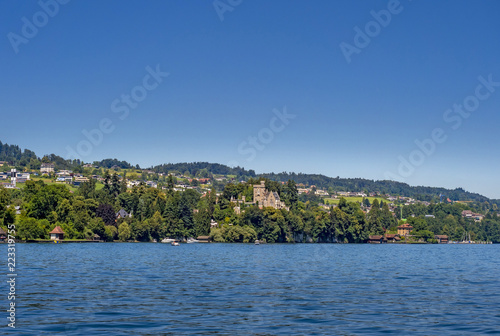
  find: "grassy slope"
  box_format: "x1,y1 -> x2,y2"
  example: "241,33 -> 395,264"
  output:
323,196 -> 388,205
14,178 -> 104,192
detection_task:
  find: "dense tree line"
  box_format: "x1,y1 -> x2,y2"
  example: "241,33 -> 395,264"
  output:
151,162 -> 256,179
2,176 -> 498,244
94,159 -> 134,169
0,141 -> 38,168
0,173 -> 212,242
260,172 -> 493,204
399,202 -> 500,242
0,142 -> 82,172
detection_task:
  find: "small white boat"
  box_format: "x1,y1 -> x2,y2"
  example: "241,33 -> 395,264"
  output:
171,241 -> 180,246
254,240 -> 260,245
187,238 -> 199,243
161,238 -> 175,243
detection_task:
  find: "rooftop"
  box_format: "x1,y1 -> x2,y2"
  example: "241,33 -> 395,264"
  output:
50,226 -> 65,234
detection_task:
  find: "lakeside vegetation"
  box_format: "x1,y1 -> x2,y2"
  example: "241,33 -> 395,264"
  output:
1,175 -> 499,244
1,140 -> 499,244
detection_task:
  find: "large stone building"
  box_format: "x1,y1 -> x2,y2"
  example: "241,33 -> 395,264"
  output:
253,181 -> 287,209
397,223 -> 413,236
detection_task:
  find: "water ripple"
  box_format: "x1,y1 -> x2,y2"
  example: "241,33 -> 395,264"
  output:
0,243 -> 499,335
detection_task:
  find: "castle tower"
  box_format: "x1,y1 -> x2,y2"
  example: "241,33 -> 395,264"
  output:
253,181 -> 267,206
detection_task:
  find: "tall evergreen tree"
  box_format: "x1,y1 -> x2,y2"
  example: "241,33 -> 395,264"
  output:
367,199 -> 384,235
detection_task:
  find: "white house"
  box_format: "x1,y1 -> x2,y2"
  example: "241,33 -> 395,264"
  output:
40,163 -> 55,173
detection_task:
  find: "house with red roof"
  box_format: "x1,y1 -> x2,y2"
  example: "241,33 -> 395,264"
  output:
49,226 -> 65,241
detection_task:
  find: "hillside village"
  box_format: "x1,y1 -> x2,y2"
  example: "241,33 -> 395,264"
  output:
1,163 -> 446,211
1,160 -> 496,216
0,162 -> 464,214
1,157 -> 499,245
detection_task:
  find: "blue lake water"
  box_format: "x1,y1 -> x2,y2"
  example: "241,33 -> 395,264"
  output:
2,243 -> 500,335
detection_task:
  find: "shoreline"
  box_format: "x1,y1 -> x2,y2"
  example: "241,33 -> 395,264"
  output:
5,240 -> 494,244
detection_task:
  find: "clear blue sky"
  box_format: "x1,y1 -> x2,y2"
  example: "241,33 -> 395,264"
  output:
1,0 -> 499,198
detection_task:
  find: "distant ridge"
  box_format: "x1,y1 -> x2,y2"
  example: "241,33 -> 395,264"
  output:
0,139 -> 496,203
148,162 -> 490,203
